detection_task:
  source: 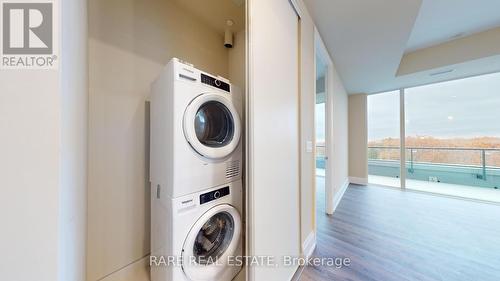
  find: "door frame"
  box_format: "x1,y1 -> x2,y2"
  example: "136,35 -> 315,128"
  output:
313,28 -> 334,223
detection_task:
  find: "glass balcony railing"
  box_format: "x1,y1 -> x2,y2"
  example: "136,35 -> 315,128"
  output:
368,146 -> 500,189
316,142 -> 326,169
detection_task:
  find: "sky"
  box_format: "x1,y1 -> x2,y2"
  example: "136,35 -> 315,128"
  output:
368,72 -> 500,141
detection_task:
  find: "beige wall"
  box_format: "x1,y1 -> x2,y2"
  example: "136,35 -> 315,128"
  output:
229,30 -> 246,92
229,30 -> 246,122
87,0 -> 229,280
348,94 -> 368,182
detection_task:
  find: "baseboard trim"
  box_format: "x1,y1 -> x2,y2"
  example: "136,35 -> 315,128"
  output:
100,255 -> 149,281
302,231 -> 316,259
349,176 -> 368,185
331,178 -> 349,213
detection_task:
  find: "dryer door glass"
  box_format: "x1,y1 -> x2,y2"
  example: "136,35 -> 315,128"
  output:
193,211 -> 234,265
194,101 -> 234,148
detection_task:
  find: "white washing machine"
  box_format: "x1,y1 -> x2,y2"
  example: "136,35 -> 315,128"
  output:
151,180 -> 243,281
150,58 -> 243,198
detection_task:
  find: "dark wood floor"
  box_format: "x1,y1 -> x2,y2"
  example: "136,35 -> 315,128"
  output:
300,177 -> 500,281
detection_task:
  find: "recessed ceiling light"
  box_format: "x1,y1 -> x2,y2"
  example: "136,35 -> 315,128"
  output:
448,116 -> 454,121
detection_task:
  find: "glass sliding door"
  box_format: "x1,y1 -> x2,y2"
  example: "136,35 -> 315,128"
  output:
404,73 -> 500,202
368,90 -> 401,188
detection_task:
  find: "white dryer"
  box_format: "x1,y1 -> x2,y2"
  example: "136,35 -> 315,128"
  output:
150,58 -> 243,198
151,180 -> 243,281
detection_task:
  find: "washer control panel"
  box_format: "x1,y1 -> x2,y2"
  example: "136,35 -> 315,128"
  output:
201,73 -> 230,92
200,186 -> 230,205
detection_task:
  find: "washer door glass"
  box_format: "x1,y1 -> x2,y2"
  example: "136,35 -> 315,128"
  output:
193,211 -> 234,265
194,101 -> 234,148
181,204 -> 242,281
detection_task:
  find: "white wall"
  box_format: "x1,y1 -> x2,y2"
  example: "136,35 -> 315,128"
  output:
58,0 -> 88,281
297,0 -> 316,256
348,94 -> 368,183
328,66 -> 350,212
0,1 -> 87,280
296,0 -> 351,258
87,0 -> 230,280
247,0 -> 300,280
322,37 -> 350,215
0,65 -> 60,281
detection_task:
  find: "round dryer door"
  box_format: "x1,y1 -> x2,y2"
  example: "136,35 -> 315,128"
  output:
182,204 -> 241,281
183,93 -> 241,160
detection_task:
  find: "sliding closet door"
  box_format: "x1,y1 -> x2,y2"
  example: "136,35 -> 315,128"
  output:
247,0 -> 300,280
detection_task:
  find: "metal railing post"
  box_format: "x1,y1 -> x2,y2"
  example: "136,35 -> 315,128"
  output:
409,148 -> 414,173
482,149 -> 487,180
400,89 -> 406,189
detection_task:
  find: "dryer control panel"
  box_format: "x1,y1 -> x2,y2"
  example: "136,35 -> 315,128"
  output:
200,186 -> 230,204
201,73 -> 231,93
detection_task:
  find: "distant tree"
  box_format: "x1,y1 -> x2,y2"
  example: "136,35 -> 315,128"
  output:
368,136 -> 500,167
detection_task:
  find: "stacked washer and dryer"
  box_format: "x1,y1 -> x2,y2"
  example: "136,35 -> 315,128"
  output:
150,58 -> 243,281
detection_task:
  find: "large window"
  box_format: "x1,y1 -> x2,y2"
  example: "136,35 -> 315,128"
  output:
368,90 -> 400,188
405,73 -> 500,197
367,72 -> 500,202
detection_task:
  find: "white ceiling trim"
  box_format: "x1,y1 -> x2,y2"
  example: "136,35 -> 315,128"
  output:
398,27 -> 500,76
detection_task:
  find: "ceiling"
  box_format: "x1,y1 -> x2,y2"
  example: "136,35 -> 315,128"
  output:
406,0 -> 500,53
173,0 -> 245,35
304,0 -> 500,94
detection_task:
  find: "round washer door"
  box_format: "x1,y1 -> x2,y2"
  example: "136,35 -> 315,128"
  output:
183,93 -> 241,160
182,204 -> 241,281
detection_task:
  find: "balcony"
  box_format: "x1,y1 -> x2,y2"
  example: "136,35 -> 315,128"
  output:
368,146 -> 500,203
316,142 -> 326,177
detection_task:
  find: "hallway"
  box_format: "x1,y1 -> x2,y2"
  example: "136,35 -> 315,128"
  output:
301,180 -> 500,281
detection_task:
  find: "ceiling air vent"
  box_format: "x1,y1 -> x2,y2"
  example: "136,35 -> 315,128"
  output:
430,69 -> 454,76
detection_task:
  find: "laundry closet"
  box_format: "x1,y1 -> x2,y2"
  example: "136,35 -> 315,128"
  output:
87,1 -> 246,281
